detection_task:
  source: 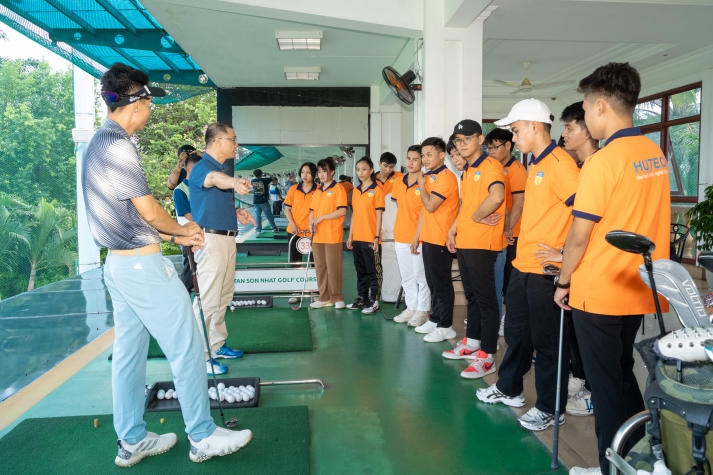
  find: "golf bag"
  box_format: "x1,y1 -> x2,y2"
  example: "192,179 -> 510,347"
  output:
609,257 -> 713,475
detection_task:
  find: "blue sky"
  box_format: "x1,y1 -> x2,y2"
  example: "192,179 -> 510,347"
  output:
0,21 -> 72,71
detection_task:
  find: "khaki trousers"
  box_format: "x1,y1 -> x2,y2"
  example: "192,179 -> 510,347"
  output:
312,242 -> 343,303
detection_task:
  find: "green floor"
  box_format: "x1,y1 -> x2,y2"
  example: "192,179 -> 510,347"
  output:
1,253 -> 566,474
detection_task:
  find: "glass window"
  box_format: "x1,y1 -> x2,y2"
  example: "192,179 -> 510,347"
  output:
668,87 -> 701,121
668,122 -> 700,197
635,99 -> 662,126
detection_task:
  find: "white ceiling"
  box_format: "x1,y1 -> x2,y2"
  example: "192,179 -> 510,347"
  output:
143,0 -> 713,118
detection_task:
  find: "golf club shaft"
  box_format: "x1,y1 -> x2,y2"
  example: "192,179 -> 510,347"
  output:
644,254 -> 666,335
299,234 -> 313,308
187,247 -> 228,426
551,306 -> 565,469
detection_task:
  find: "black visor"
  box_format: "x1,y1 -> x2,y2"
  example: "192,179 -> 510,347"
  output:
101,84 -> 166,107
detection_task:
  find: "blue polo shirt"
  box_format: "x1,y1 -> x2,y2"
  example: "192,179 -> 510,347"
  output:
189,152 -> 237,231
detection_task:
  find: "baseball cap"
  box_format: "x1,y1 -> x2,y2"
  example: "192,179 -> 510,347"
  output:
101,84 -> 166,108
495,98 -> 553,127
453,119 -> 483,136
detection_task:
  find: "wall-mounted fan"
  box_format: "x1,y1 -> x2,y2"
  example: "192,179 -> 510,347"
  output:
494,61 -> 573,94
382,66 -> 421,105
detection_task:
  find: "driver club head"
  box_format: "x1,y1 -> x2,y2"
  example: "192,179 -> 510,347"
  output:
605,230 -> 656,256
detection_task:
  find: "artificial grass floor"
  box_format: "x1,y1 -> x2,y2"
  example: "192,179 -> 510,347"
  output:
0,406 -> 309,475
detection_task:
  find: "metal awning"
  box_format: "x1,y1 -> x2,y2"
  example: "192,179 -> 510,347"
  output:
0,0 -> 214,102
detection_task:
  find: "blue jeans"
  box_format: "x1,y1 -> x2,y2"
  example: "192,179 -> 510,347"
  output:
104,252 -> 215,443
494,247 -> 506,316
253,202 -> 277,232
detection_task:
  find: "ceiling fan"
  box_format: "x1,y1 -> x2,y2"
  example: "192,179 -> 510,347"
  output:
494,61 -> 574,94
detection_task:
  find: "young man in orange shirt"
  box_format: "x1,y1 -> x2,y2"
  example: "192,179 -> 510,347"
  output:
443,120 -> 506,379
476,99 -> 581,432
376,152 -> 404,303
414,137 -> 460,342
555,63 -> 670,475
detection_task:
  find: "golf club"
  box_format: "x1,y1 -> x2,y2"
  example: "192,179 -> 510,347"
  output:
552,304 -> 565,470
291,232 -> 313,311
187,247 -> 238,428
605,230 -> 666,335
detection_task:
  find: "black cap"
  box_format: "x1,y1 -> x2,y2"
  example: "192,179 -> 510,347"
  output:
453,119 -> 482,136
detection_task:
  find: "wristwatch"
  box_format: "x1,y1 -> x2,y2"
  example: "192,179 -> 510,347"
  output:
553,275 -> 570,289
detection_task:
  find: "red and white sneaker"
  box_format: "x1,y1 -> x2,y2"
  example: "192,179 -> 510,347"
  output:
460,350 -> 496,379
442,337 -> 479,360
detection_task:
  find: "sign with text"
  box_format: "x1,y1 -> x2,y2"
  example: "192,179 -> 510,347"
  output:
234,267 -> 317,293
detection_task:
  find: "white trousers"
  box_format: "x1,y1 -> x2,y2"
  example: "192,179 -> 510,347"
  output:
380,241 -> 401,302
394,241 -> 431,312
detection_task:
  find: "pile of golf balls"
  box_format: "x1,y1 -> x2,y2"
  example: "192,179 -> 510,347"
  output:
229,299 -> 268,310
207,382 -> 256,403
156,388 -> 178,400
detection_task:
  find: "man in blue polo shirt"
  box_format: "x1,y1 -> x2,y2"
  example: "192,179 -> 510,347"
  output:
83,63 -> 252,466
190,122 -> 254,375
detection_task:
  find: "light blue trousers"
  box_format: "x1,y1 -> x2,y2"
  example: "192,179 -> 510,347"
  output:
104,252 -> 215,443
494,247 -> 506,316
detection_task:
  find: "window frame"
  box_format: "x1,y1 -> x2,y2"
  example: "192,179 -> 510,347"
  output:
637,82 -> 702,203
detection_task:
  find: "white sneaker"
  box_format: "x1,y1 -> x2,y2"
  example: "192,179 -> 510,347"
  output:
414,320 -> 437,334
518,406 -> 565,431
334,301 -> 346,309
476,383 -> 525,407
441,337 -> 479,360
567,376 -> 586,397
408,311 -> 430,327
569,467 -> 602,475
566,389 -> 594,416
423,326 -> 456,342
188,426 -> 253,463
460,350 -> 496,379
393,308 -> 414,323
498,314 -> 505,337
309,300 -> 334,309
115,431 -> 177,467
361,301 -> 380,314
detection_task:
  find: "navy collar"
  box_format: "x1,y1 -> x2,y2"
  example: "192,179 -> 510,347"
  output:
604,127 -> 642,146
201,151 -> 228,172
320,180 -> 337,192
297,182 -> 315,194
402,174 -> 419,189
425,164 -> 447,175
529,140 -> 557,165
357,181 -> 377,193
505,156 -> 518,167
470,151 -> 489,169
377,171 -> 394,183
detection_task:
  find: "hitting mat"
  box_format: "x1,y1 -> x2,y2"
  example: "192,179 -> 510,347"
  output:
0,406 -> 309,475
110,307 -> 313,360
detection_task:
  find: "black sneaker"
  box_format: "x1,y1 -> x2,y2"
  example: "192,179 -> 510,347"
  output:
346,297 -> 365,310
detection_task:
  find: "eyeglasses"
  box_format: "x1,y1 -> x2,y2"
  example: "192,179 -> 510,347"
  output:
453,136 -> 476,146
486,143 -> 505,152
216,137 -> 239,144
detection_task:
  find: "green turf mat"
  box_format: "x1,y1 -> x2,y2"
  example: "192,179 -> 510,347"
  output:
0,406 -> 309,475
110,307 -> 312,360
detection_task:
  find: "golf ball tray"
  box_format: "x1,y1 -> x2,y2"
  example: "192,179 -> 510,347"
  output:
145,377 -> 260,412
229,296 -> 273,310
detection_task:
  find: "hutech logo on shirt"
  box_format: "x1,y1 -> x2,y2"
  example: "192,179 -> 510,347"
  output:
633,156 -> 669,180
415,188 -> 421,196
473,171 -> 481,182
429,175 -> 437,182
534,171 -> 544,185
367,191 -> 375,198
326,190 -> 334,197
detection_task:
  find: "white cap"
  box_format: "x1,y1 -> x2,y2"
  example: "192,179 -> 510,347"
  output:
495,98 -> 553,127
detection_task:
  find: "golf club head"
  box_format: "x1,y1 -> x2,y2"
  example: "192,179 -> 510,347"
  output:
605,230 -> 656,255
698,252 -> 713,274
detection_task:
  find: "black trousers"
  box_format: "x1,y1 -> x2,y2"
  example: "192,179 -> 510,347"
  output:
457,248 -> 499,354
496,269 -> 569,415
352,241 -> 379,303
180,245 -> 193,293
422,242 -> 454,328
572,310 -> 644,473
502,237 -> 518,298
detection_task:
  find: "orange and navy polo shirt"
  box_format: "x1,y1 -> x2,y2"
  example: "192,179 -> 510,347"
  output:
455,152 -> 507,251
421,164 -> 459,246
283,182 -> 316,236
392,175 -> 423,244
503,157 -> 527,238
512,141 -> 580,274
569,127 -> 670,315
310,181 -> 347,244
378,171 -> 404,196
350,181 -> 386,242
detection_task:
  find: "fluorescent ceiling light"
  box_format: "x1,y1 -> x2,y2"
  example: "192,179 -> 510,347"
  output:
276,31 -> 323,50
284,66 -> 321,80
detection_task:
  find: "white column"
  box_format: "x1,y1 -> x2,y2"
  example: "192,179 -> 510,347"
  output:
73,65 -> 100,273
698,68 -> 713,193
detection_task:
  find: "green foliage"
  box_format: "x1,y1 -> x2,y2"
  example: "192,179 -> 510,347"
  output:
0,59 -> 76,207
687,185 -> 713,251
136,91 -> 217,209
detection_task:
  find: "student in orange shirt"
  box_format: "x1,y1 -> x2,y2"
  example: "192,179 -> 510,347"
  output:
376,152 -> 404,303
309,157 -> 348,309
284,162 -> 317,263
555,63 -> 670,475
414,137 -> 460,343
346,156 -> 385,314
391,145 -> 431,327
476,99 -> 580,433
443,120 -> 506,379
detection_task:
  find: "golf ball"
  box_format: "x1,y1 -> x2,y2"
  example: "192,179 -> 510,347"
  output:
225,393 -> 235,403
165,389 -> 174,399
157,389 -> 166,400
217,382 -> 225,390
